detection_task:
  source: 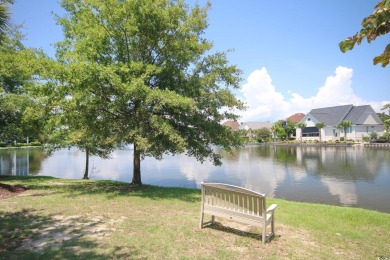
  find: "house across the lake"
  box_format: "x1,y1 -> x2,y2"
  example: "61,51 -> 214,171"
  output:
297,104 -> 384,141
222,120 -> 240,131
287,113 -> 305,123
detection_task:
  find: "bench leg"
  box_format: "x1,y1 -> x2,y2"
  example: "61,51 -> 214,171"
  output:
199,213 -> 204,229
262,224 -> 266,244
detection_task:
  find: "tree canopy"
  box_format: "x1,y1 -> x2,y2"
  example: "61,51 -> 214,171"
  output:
45,0 -> 244,185
339,0 -> 390,67
0,0 -> 12,40
381,103 -> 390,115
0,23 -> 51,143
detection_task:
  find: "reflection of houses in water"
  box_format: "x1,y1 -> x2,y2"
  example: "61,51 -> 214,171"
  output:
0,150 -> 29,176
296,146 -> 381,181
295,146 -> 385,206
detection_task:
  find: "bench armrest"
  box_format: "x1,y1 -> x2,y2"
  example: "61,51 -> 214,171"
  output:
266,204 -> 278,213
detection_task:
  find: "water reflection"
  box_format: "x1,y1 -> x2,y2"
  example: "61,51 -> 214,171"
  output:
0,149 -> 44,176
1,145 -> 389,213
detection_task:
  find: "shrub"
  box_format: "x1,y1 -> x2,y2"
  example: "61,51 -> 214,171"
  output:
370,131 -> 378,140
380,132 -> 390,140
0,142 -> 5,147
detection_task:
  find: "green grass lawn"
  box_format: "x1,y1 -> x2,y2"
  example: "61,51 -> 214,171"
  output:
1,176 -> 389,259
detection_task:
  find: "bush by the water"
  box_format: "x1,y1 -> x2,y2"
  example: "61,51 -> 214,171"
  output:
0,141 -> 41,147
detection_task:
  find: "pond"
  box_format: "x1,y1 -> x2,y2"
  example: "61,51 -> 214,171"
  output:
1,145 -> 390,213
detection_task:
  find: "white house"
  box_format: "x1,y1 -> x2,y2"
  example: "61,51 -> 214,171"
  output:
296,104 -> 384,141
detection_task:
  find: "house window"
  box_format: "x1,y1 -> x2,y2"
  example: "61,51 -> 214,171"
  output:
341,127 -> 352,134
302,126 -> 319,137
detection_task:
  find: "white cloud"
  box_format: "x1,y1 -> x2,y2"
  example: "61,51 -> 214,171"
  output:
238,66 -> 389,122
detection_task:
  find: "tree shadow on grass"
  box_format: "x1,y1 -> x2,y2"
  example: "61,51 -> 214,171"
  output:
0,208 -> 139,259
61,181 -> 201,202
0,176 -> 201,202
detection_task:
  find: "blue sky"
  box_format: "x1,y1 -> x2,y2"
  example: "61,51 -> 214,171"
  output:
10,0 -> 390,122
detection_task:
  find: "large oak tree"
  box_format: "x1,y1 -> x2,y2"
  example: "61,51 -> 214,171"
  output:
51,0 -> 244,185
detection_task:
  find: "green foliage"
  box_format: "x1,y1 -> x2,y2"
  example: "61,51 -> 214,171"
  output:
0,25 -> 51,143
284,120 -> 296,139
276,127 -> 287,141
0,1 -> 12,41
370,131 -> 378,140
378,111 -> 390,122
45,0 -> 244,184
381,103 -> 390,115
0,27 -> 49,94
0,92 -> 32,142
339,0 -> 390,67
336,120 -> 352,142
296,122 -> 306,141
315,122 -> 325,129
336,120 -> 352,130
381,131 -> 390,140
255,127 -> 272,142
272,120 -> 296,141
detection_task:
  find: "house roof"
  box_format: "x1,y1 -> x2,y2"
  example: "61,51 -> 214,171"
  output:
287,113 -> 305,123
307,104 -> 353,126
303,104 -> 383,126
344,105 -> 382,125
222,120 -> 240,131
238,122 -> 274,130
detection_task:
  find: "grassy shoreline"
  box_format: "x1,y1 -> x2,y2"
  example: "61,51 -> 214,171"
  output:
1,176 -> 389,259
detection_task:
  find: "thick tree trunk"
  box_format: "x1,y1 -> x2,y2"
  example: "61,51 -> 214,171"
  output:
83,147 -> 89,179
132,142 -> 142,186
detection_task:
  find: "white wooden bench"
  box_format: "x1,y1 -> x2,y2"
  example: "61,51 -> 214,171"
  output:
199,183 -> 277,244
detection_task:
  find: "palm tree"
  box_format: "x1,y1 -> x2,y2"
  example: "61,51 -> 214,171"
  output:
315,122 -> 326,142
381,103 -> 390,116
336,120 -> 352,142
296,122 -> 306,142
0,0 -> 12,40
271,124 -> 279,142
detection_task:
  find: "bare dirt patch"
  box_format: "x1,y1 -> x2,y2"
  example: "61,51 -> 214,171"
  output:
17,214 -> 127,252
0,183 -> 28,199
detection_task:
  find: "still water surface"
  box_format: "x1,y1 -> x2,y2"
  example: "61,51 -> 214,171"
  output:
1,145 -> 390,213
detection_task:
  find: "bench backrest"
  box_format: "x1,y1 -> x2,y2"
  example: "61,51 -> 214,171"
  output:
201,183 -> 267,217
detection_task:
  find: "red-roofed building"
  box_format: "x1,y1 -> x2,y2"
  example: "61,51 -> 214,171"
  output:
287,113 -> 305,123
